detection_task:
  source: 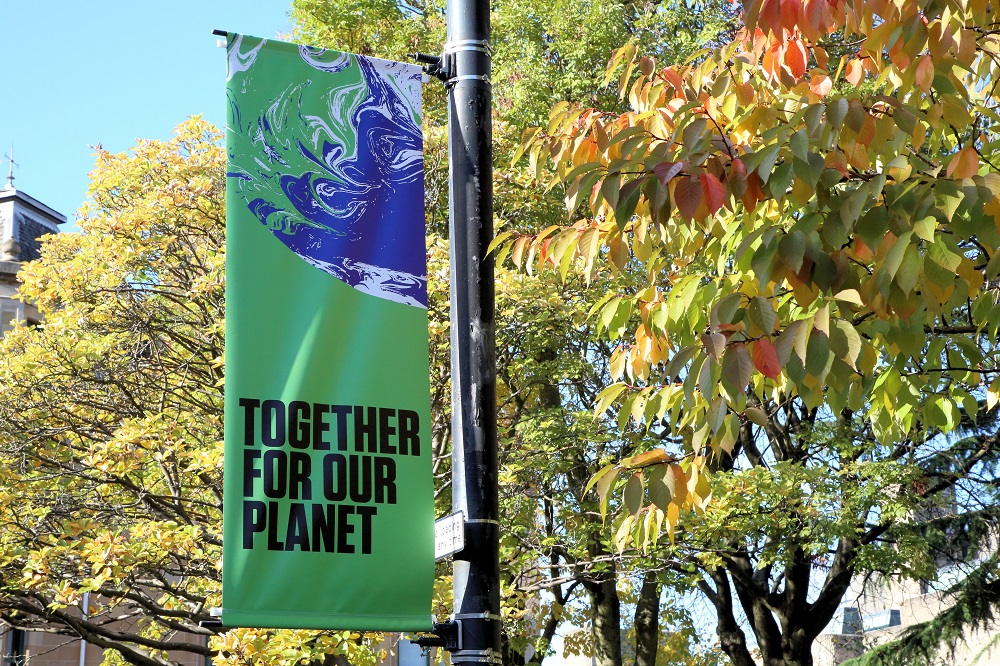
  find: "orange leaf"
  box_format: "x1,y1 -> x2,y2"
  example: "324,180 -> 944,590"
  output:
675,176 -> 704,220
946,147 -> 979,180
845,58 -> 864,86
814,46 -> 829,71
799,0 -> 824,41
781,0 -> 801,32
751,338 -> 782,379
700,173 -> 726,215
662,67 -> 685,91
729,158 -> 748,199
809,73 -> 832,96
914,55 -> 934,93
785,39 -> 808,79
742,171 -> 767,210
762,45 -> 781,83
623,449 -> 671,468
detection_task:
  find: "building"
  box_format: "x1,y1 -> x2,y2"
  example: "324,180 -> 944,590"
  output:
0,177 -> 65,335
814,490 -> 1000,666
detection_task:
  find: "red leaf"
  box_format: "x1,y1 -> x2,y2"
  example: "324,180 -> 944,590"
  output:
751,338 -> 782,379
653,160 -> 684,185
539,237 -> 553,264
760,0 -> 783,35
799,0 -> 824,41
700,173 -> 726,215
752,171 -> 768,198
675,176 -> 704,220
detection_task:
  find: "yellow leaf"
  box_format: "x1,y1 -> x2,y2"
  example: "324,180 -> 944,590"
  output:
946,147 -> 979,180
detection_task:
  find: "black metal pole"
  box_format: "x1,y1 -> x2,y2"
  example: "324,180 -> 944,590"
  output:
445,0 -> 500,664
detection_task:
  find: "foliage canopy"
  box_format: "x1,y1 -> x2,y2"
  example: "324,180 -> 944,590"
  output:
496,0 -> 1000,664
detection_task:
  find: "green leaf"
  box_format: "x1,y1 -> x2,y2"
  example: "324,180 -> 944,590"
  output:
594,383 -> 628,417
829,320 -> 862,369
711,292 -> 744,325
748,296 -> 777,334
756,144 -> 781,182
893,106 -> 916,134
647,464 -> 672,510
744,406 -> 769,426
721,343 -> 753,393
585,463 -> 619,497
789,129 -> 809,161
615,178 -> 643,229
793,153 -> 824,188
895,245 -> 921,294
615,514 -> 635,551
857,206 -> 889,249
913,216 -> 937,242
624,472 -> 644,516
883,230 -> 913,280
768,162 -> 794,198
779,230 -> 806,273
827,97 -> 849,128
486,230 -> 517,257
935,180 -> 964,221
805,331 -> 834,380
804,103 -> 825,134
665,345 -> 700,381
597,467 -> 622,521
682,117 -> 708,152
718,414 -> 740,454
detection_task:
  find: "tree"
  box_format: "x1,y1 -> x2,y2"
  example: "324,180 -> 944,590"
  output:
294,2 -> 739,664
0,119 -> 380,666
498,0 -> 1000,664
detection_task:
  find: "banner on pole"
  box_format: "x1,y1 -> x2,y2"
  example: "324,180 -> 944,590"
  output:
223,34 -> 433,631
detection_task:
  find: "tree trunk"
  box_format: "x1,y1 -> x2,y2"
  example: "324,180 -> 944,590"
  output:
699,569 -> 757,666
586,572 -> 622,666
633,571 -> 659,666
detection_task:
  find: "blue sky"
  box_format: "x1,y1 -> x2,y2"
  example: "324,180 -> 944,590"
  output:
1,1 -> 293,223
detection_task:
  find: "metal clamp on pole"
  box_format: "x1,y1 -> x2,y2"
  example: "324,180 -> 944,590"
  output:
411,620 -> 462,652
449,648 -> 503,664
444,39 -> 491,56
411,52 -> 450,82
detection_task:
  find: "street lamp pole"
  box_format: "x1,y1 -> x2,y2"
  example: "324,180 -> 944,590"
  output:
413,0 -> 498,660
444,0 -> 501,663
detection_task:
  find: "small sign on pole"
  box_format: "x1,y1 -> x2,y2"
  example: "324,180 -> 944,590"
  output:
435,511 -> 465,560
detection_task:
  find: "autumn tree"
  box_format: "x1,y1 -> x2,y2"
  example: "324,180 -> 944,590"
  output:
293,2 -> 738,664
0,119 -> 380,666
496,0 -> 1000,664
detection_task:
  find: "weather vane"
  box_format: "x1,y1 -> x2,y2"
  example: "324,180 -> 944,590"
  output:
3,145 -> 18,189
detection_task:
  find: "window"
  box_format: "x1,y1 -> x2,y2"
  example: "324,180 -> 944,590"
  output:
0,300 -> 20,337
2,628 -> 26,666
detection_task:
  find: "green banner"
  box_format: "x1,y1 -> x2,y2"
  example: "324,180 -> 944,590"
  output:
223,34 -> 433,631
